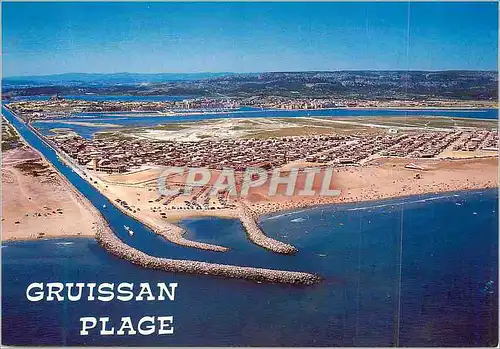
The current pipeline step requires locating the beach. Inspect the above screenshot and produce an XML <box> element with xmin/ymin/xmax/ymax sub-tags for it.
<box><xmin>1</xmin><ymin>145</ymin><xmax>104</xmax><ymax>241</ymax></box>
<box><xmin>90</xmin><ymin>156</ymin><xmax>497</xmax><ymax>215</ymax></box>
<box><xmin>75</xmin><ymin>154</ymin><xmax>498</xmax><ymax>255</ymax></box>
<box><xmin>247</xmin><ymin>156</ymin><xmax>499</xmax><ymax>215</ymax></box>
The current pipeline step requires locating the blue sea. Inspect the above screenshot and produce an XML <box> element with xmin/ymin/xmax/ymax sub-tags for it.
<box><xmin>2</xmin><ymin>190</ymin><xmax>498</xmax><ymax>346</ymax></box>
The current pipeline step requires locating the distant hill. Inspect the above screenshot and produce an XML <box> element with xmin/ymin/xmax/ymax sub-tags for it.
<box><xmin>3</xmin><ymin>72</ymin><xmax>242</xmax><ymax>86</ymax></box>
<box><xmin>3</xmin><ymin>70</ymin><xmax>498</xmax><ymax>100</ymax></box>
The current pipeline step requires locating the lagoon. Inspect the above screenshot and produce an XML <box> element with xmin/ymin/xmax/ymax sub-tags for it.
<box><xmin>32</xmin><ymin>107</ymin><xmax>498</xmax><ymax>139</ymax></box>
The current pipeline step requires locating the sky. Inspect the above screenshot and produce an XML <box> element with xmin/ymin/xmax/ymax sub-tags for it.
<box><xmin>2</xmin><ymin>2</ymin><xmax>498</xmax><ymax>77</ymax></box>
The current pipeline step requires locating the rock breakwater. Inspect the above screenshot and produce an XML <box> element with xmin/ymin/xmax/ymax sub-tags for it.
<box><xmin>95</xmin><ymin>222</ymin><xmax>321</xmax><ymax>285</ymax></box>
<box><xmin>155</xmin><ymin>223</ymin><xmax>229</xmax><ymax>252</ymax></box>
<box><xmin>237</xmin><ymin>203</ymin><xmax>298</xmax><ymax>254</ymax></box>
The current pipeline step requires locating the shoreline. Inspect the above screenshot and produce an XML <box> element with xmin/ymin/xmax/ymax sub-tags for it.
<box><xmin>275</xmin><ymin>106</ymin><xmax>498</xmax><ymax>111</ymax></box>
<box><xmin>5</xmin><ymin>186</ymin><xmax>497</xmax><ymax>242</ymax></box>
<box><xmin>11</xmin><ymin>105</ymin><xmax>499</xmax><ymax>124</ymax></box>
<box><xmin>249</xmin><ymin>182</ymin><xmax>499</xmax><ymax>217</ymax></box>
<box><xmin>90</xmin><ymin>153</ymin><xmax>497</xmax><ymax>252</ymax></box>
<box><xmin>36</xmin><ymin>113</ymin><xmax>500</xmax><ymax>130</ymax></box>
<box><xmin>90</xmin><ymin>175</ymin><xmax>299</xmax><ymax>255</ymax></box>
<box><xmin>257</xmin><ymin>186</ymin><xmax>499</xmax><ymax>220</ymax></box>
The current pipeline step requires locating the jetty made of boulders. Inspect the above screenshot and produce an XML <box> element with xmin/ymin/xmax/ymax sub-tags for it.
<box><xmin>237</xmin><ymin>203</ymin><xmax>298</xmax><ymax>255</ymax></box>
<box><xmin>155</xmin><ymin>223</ymin><xmax>228</xmax><ymax>252</ymax></box>
<box><xmin>109</xmin><ymin>191</ymin><xmax>297</xmax><ymax>255</ymax></box>
<box><xmin>95</xmin><ymin>221</ymin><xmax>320</xmax><ymax>285</ymax></box>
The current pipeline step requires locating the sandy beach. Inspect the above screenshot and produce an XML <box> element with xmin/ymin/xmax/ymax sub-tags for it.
<box><xmin>246</xmin><ymin>156</ymin><xmax>498</xmax><ymax>215</ymax></box>
<box><xmin>86</xmin><ymin>155</ymin><xmax>498</xmax><ymax>235</ymax></box>
<box><xmin>1</xmin><ymin>145</ymin><xmax>104</xmax><ymax>241</ymax></box>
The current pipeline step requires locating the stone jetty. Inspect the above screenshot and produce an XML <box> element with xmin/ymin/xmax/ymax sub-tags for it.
<box><xmin>95</xmin><ymin>222</ymin><xmax>321</xmax><ymax>285</ymax></box>
<box><xmin>103</xmin><ymin>191</ymin><xmax>230</xmax><ymax>253</ymax></box>
<box><xmin>155</xmin><ymin>223</ymin><xmax>229</xmax><ymax>252</ymax></box>
<box><xmin>237</xmin><ymin>203</ymin><xmax>298</xmax><ymax>255</ymax></box>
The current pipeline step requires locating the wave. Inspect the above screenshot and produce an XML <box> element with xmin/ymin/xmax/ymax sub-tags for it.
<box><xmin>56</xmin><ymin>242</ymin><xmax>74</xmax><ymax>246</ymax></box>
<box><xmin>291</xmin><ymin>218</ymin><xmax>307</xmax><ymax>223</ymax></box>
<box><xmin>264</xmin><ymin>208</ymin><xmax>313</xmax><ymax>221</ymax></box>
<box><xmin>263</xmin><ymin>190</ymin><xmax>492</xmax><ymax>220</ymax></box>
<box><xmin>347</xmin><ymin>194</ymin><xmax>459</xmax><ymax>211</ymax></box>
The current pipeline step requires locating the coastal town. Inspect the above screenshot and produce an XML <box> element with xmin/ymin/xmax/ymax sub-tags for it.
<box><xmin>5</xmin><ymin>95</ymin><xmax>497</xmax><ymax>121</ymax></box>
<box><xmin>22</xmin><ymin>111</ymin><xmax>492</xmax><ymax>232</ymax></box>
<box><xmin>52</xmin><ymin>129</ymin><xmax>498</xmax><ymax>173</ymax></box>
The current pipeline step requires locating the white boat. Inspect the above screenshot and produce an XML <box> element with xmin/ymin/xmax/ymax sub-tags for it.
<box><xmin>129</xmin><ymin>230</ymin><xmax>134</xmax><ymax>236</ymax></box>
<box><xmin>102</xmin><ymin>204</ymin><xmax>107</xmax><ymax>208</ymax></box>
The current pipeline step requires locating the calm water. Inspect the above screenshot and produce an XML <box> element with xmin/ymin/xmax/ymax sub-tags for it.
<box><xmin>32</xmin><ymin>107</ymin><xmax>498</xmax><ymax>139</ymax></box>
<box><xmin>2</xmin><ymin>190</ymin><xmax>498</xmax><ymax>346</ymax></box>
<box><xmin>1</xmin><ymin>105</ymin><xmax>498</xmax><ymax>346</ymax></box>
